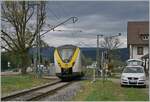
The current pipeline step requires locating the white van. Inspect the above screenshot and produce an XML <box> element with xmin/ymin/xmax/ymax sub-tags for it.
<box><xmin>120</xmin><ymin>59</ymin><xmax>146</xmax><ymax>87</ymax></box>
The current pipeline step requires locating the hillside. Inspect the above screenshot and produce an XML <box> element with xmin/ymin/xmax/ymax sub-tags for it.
<box><xmin>29</xmin><ymin>47</ymin><xmax>129</xmax><ymax>63</ymax></box>
<box><xmin>81</xmin><ymin>47</ymin><xmax>129</xmax><ymax>61</ymax></box>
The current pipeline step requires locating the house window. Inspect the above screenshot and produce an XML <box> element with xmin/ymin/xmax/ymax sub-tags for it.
<box><xmin>140</xmin><ymin>34</ymin><xmax>149</xmax><ymax>40</ymax></box>
<box><xmin>143</xmin><ymin>35</ymin><xmax>149</xmax><ymax>40</ymax></box>
<box><xmin>137</xmin><ymin>47</ymin><xmax>143</xmax><ymax>55</ymax></box>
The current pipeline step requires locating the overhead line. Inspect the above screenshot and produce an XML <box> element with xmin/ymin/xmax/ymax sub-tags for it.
<box><xmin>40</xmin><ymin>17</ymin><xmax>78</xmax><ymax>36</ymax></box>
<box><xmin>48</xmin><ymin>6</ymin><xmax>60</xmax><ymax>20</ymax></box>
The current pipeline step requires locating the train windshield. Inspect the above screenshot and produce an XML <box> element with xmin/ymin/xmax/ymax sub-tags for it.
<box><xmin>59</xmin><ymin>48</ymin><xmax>74</xmax><ymax>61</ymax></box>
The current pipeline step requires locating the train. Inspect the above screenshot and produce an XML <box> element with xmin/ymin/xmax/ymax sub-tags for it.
<box><xmin>54</xmin><ymin>45</ymin><xmax>84</xmax><ymax>80</ymax></box>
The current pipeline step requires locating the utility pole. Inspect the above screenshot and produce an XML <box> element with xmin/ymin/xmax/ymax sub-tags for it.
<box><xmin>30</xmin><ymin>2</ymin><xmax>43</xmax><ymax>76</ymax></box>
<box><xmin>97</xmin><ymin>34</ymin><xmax>103</xmax><ymax>73</ymax></box>
<box><xmin>28</xmin><ymin>2</ymin><xmax>39</xmax><ymax>73</ymax></box>
<box><xmin>92</xmin><ymin>34</ymin><xmax>103</xmax><ymax>83</ymax></box>
<box><xmin>96</xmin><ymin>35</ymin><xmax>100</xmax><ymax>81</ymax></box>
<box><xmin>35</xmin><ymin>2</ymin><xmax>42</xmax><ymax>77</ymax></box>
<box><xmin>37</xmin><ymin>3</ymin><xmax>40</xmax><ymax>68</ymax></box>
<box><xmin>28</xmin><ymin>2</ymin><xmax>41</xmax><ymax>74</ymax></box>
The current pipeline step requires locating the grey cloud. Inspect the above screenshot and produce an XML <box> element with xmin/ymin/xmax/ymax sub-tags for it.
<box><xmin>47</xmin><ymin>1</ymin><xmax>148</xmax><ymax>19</ymax></box>
<box><xmin>2</xmin><ymin>1</ymin><xmax>148</xmax><ymax>48</ymax></box>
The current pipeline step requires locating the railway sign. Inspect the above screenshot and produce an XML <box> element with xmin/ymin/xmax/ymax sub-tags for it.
<box><xmin>87</xmin><ymin>62</ymin><xmax>96</xmax><ymax>69</ymax></box>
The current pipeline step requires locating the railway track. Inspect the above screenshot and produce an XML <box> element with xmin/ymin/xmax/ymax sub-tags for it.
<box><xmin>1</xmin><ymin>80</ymin><xmax>71</xmax><ymax>101</ymax></box>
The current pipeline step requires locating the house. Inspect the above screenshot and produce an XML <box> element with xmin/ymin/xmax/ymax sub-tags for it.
<box><xmin>127</xmin><ymin>21</ymin><xmax>149</xmax><ymax>74</ymax></box>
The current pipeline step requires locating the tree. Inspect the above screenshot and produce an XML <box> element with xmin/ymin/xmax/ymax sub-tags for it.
<box><xmin>100</xmin><ymin>36</ymin><xmax>122</xmax><ymax>72</ymax></box>
<box><xmin>1</xmin><ymin>52</ymin><xmax>21</xmax><ymax>71</ymax></box>
<box><xmin>1</xmin><ymin>52</ymin><xmax>10</xmax><ymax>71</ymax></box>
<box><xmin>100</xmin><ymin>36</ymin><xmax>122</xmax><ymax>50</ymax></box>
<box><xmin>1</xmin><ymin>1</ymin><xmax>46</xmax><ymax>74</ymax></box>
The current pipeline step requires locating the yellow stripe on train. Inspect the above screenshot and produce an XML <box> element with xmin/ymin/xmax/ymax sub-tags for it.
<box><xmin>54</xmin><ymin>48</ymin><xmax>80</xmax><ymax>69</ymax></box>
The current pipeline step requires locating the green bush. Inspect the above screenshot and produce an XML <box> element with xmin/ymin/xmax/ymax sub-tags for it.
<box><xmin>1</xmin><ymin>52</ymin><xmax>20</xmax><ymax>71</ymax></box>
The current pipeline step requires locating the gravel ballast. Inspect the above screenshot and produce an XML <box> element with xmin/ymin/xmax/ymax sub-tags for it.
<box><xmin>39</xmin><ymin>81</ymin><xmax>82</xmax><ymax>101</ymax></box>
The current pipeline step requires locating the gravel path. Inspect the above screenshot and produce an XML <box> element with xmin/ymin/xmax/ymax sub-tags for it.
<box><xmin>39</xmin><ymin>81</ymin><xmax>82</xmax><ymax>101</ymax></box>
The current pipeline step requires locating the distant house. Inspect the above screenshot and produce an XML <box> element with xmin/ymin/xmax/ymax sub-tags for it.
<box><xmin>127</xmin><ymin>21</ymin><xmax>149</xmax><ymax>74</ymax></box>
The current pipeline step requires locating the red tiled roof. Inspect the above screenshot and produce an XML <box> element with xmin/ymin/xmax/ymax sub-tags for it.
<box><xmin>127</xmin><ymin>21</ymin><xmax>149</xmax><ymax>45</ymax></box>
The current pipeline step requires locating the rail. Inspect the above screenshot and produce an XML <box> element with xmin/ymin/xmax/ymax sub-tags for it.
<box><xmin>1</xmin><ymin>80</ymin><xmax>72</xmax><ymax>101</ymax></box>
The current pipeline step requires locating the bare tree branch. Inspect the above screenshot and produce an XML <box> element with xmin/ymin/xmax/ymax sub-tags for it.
<box><xmin>1</xmin><ymin>46</ymin><xmax>11</xmax><ymax>52</ymax></box>
<box><xmin>100</xmin><ymin>37</ymin><xmax>121</xmax><ymax>50</ymax></box>
<box><xmin>1</xmin><ymin>30</ymin><xmax>20</xmax><ymax>49</ymax></box>
<box><xmin>1</xmin><ymin>1</ymin><xmax>47</xmax><ymax>74</ymax></box>
<box><xmin>1</xmin><ymin>36</ymin><xmax>17</xmax><ymax>52</ymax></box>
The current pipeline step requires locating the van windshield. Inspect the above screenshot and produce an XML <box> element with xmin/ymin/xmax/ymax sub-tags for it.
<box><xmin>127</xmin><ymin>61</ymin><xmax>142</xmax><ymax>66</ymax></box>
<box><xmin>123</xmin><ymin>67</ymin><xmax>144</xmax><ymax>73</ymax></box>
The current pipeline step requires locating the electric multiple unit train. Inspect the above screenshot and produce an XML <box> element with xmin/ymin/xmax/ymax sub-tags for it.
<box><xmin>54</xmin><ymin>45</ymin><xmax>84</xmax><ymax>80</ymax></box>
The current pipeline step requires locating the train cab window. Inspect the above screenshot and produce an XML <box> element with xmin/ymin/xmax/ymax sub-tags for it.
<box><xmin>59</xmin><ymin>48</ymin><xmax>74</xmax><ymax>61</ymax></box>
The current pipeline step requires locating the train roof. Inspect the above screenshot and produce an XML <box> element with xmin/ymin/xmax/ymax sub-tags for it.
<box><xmin>57</xmin><ymin>44</ymin><xmax>78</xmax><ymax>49</ymax></box>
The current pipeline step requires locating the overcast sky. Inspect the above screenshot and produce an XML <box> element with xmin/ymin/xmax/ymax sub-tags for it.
<box><xmin>42</xmin><ymin>1</ymin><xmax>149</xmax><ymax>48</ymax></box>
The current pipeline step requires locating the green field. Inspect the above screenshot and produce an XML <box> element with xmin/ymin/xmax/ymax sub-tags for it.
<box><xmin>73</xmin><ymin>79</ymin><xmax>149</xmax><ymax>101</ymax></box>
<box><xmin>1</xmin><ymin>74</ymin><xmax>52</xmax><ymax>96</ymax></box>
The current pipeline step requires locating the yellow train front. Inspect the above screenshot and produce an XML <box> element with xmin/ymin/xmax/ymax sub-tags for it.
<box><xmin>54</xmin><ymin>45</ymin><xmax>84</xmax><ymax>80</ymax></box>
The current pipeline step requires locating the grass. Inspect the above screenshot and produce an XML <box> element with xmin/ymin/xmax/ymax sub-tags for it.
<box><xmin>1</xmin><ymin>74</ymin><xmax>52</xmax><ymax>96</ymax></box>
<box><xmin>72</xmin><ymin>79</ymin><xmax>149</xmax><ymax>101</ymax></box>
